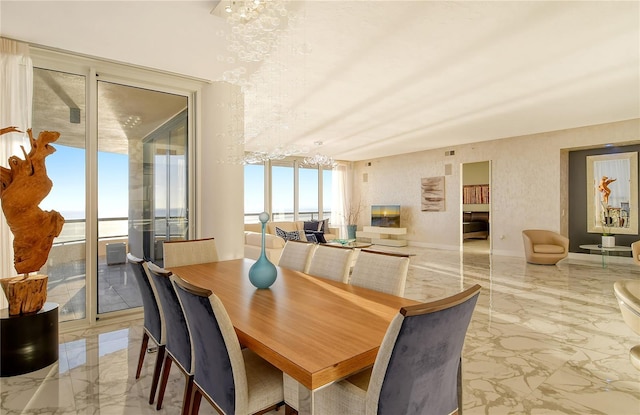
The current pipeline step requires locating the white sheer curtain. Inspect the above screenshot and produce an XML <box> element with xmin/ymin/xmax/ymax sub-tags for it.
<box><xmin>0</xmin><ymin>38</ymin><xmax>33</xmax><ymax>307</ymax></box>
<box><xmin>331</xmin><ymin>162</ymin><xmax>352</xmax><ymax>238</ymax></box>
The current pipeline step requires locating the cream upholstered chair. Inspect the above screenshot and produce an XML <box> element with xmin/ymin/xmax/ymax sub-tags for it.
<box><xmin>307</xmin><ymin>244</ymin><xmax>354</xmax><ymax>283</ymax></box>
<box><xmin>162</xmin><ymin>237</ymin><xmax>218</xmax><ymax>268</ymax></box>
<box><xmin>278</xmin><ymin>240</ymin><xmax>317</xmax><ymax>273</ymax></box>
<box><xmin>312</xmin><ymin>284</ymin><xmax>481</xmax><ymax>415</ymax></box>
<box><xmin>614</xmin><ymin>279</ymin><xmax>640</xmax><ymax>370</ymax></box>
<box><xmin>632</xmin><ymin>240</ymin><xmax>640</xmax><ymax>266</ymax></box>
<box><xmin>171</xmin><ymin>274</ymin><xmax>284</xmax><ymax>414</ymax></box>
<box><xmin>349</xmin><ymin>249</ymin><xmax>410</xmax><ymax>296</ymax></box>
<box><xmin>522</xmin><ymin>229</ymin><xmax>569</xmax><ymax>265</ymax></box>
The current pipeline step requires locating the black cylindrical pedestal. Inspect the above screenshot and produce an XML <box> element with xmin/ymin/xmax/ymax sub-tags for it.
<box><xmin>1</xmin><ymin>302</ymin><xmax>59</xmax><ymax>377</ymax></box>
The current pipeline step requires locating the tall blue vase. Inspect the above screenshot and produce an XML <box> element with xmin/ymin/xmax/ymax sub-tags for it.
<box><xmin>249</xmin><ymin>212</ymin><xmax>278</xmax><ymax>289</ymax></box>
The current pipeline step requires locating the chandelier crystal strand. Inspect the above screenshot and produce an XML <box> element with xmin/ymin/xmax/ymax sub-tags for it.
<box><xmin>217</xmin><ymin>0</ymin><xmax>312</xmax><ymax>164</ymax></box>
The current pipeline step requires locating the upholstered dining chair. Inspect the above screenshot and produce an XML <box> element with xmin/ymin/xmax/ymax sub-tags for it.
<box><xmin>278</xmin><ymin>240</ymin><xmax>317</xmax><ymax>273</ymax></box>
<box><xmin>171</xmin><ymin>274</ymin><xmax>285</xmax><ymax>415</ymax></box>
<box><xmin>144</xmin><ymin>262</ymin><xmax>193</xmax><ymax>415</ymax></box>
<box><xmin>632</xmin><ymin>240</ymin><xmax>640</xmax><ymax>266</ymax></box>
<box><xmin>162</xmin><ymin>237</ymin><xmax>218</xmax><ymax>268</ymax></box>
<box><xmin>127</xmin><ymin>253</ymin><xmax>165</xmax><ymax>405</ymax></box>
<box><xmin>313</xmin><ymin>284</ymin><xmax>481</xmax><ymax>415</ymax></box>
<box><xmin>522</xmin><ymin>229</ymin><xmax>569</xmax><ymax>265</ymax></box>
<box><xmin>307</xmin><ymin>244</ymin><xmax>354</xmax><ymax>283</ymax></box>
<box><xmin>349</xmin><ymin>249</ymin><xmax>411</xmax><ymax>296</ymax></box>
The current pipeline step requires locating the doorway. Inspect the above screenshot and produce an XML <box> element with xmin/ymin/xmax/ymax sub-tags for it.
<box><xmin>461</xmin><ymin>161</ymin><xmax>491</xmax><ymax>254</ymax></box>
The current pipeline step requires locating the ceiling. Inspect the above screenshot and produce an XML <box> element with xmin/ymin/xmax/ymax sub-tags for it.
<box><xmin>14</xmin><ymin>1</ymin><xmax>640</xmax><ymax>162</ymax></box>
<box><xmin>214</xmin><ymin>0</ymin><xmax>640</xmax><ymax>161</ymax></box>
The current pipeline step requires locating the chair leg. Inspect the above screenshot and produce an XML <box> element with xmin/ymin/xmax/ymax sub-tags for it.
<box><xmin>149</xmin><ymin>345</ymin><xmax>165</xmax><ymax>405</ymax></box>
<box><xmin>190</xmin><ymin>388</ymin><xmax>203</xmax><ymax>415</ymax></box>
<box><xmin>156</xmin><ymin>355</ymin><xmax>173</xmax><ymax>410</ymax></box>
<box><xmin>136</xmin><ymin>332</ymin><xmax>150</xmax><ymax>379</ymax></box>
<box><xmin>181</xmin><ymin>374</ymin><xmax>194</xmax><ymax>415</ymax></box>
<box><xmin>284</xmin><ymin>404</ymin><xmax>298</xmax><ymax>415</ymax></box>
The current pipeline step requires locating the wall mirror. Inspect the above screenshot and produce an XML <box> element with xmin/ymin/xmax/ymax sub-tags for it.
<box><xmin>586</xmin><ymin>151</ymin><xmax>638</xmax><ymax>234</ymax></box>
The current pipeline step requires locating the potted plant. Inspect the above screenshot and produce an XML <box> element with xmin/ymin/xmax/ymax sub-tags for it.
<box><xmin>601</xmin><ymin>201</ymin><xmax>615</xmax><ymax>248</ymax></box>
<box><xmin>344</xmin><ymin>199</ymin><xmax>363</xmax><ymax>239</ymax></box>
<box><xmin>0</xmin><ymin>126</ymin><xmax>64</xmax><ymax>315</ymax></box>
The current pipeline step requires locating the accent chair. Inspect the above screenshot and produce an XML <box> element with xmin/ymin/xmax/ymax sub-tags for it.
<box><xmin>522</xmin><ymin>229</ymin><xmax>569</xmax><ymax>265</ymax></box>
<box><xmin>632</xmin><ymin>240</ymin><xmax>640</xmax><ymax>266</ymax></box>
<box><xmin>614</xmin><ymin>279</ymin><xmax>640</xmax><ymax>370</ymax></box>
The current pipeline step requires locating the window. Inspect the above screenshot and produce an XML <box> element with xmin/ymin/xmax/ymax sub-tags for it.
<box><xmin>244</xmin><ymin>159</ymin><xmax>333</xmax><ymax>223</ymax></box>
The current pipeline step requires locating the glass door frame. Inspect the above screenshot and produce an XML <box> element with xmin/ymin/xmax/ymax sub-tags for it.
<box><xmin>31</xmin><ymin>46</ymin><xmax>202</xmax><ymax>330</ymax></box>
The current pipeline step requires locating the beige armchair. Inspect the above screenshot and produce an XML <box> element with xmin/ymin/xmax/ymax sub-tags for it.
<box><xmin>522</xmin><ymin>229</ymin><xmax>569</xmax><ymax>265</ymax></box>
<box><xmin>632</xmin><ymin>240</ymin><xmax>640</xmax><ymax>266</ymax></box>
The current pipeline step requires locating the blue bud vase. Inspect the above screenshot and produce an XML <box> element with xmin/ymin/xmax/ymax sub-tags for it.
<box><xmin>249</xmin><ymin>212</ymin><xmax>278</xmax><ymax>289</ymax></box>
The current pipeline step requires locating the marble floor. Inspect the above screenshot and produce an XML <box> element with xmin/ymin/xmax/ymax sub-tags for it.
<box><xmin>2</xmin><ymin>245</ymin><xmax>639</xmax><ymax>414</ymax></box>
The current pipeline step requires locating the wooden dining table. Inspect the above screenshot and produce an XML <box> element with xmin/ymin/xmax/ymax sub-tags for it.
<box><xmin>168</xmin><ymin>258</ymin><xmax>419</xmax><ymax>415</ymax></box>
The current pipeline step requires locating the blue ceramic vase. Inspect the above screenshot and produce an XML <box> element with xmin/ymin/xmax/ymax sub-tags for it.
<box><xmin>249</xmin><ymin>212</ymin><xmax>277</xmax><ymax>289</ymax></box>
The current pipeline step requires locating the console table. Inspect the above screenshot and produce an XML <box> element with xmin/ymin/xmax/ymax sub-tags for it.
<box><xmin>579</xmin><ymin>244</ymin><xmax>633</xmax><ymax>268</ymax></box>
<box><xmin>1</xmin><ymin>302</ymin><xmax>59</xmax><ymax>377</ymax></box>
<box><xmin>356</xmin><ymin>226</ymin><xmax>407</xmax><ymax>247</ymax></box>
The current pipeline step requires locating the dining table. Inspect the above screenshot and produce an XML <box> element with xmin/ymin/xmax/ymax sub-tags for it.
<box><xmin>168</xmin><ymin>258</ymin><xmax>419</xmax><ymax>415</ymax></box>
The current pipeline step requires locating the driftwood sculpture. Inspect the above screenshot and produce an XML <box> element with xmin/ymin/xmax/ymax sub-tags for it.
<box><xmin>0</xmin><ymin>127</ymin><xmax>64</xmax><ymax>314</ymax></box>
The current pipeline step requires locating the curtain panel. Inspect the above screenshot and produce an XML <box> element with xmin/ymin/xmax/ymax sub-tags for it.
<box><xmin>0</xmin><ymin>38</ymin><xmax>33</xmax><ymax>307</ymax></box>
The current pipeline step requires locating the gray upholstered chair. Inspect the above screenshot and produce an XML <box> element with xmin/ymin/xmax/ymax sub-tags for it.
<box><xmin>128</xmin><ymin>253</ymin><xmax>166</xmax><ymax>405</ymax></box>
<box><xmin>171</xmin><ymin>274</ymin><xmax>284</xmax><ymax>414</ymax></box>
<box><xmin>162</xmin><ymin>237</ymin><xmax>218</xmax><ymax>268</ymax></box>
<box><xmin>522</xmin><ymin>229</ymin><xmax>569</xmax><ymax>265</ymax></box>
<box><xmin>349</xmin><ymin>249</ymin><xmax>411</xmax><ymax>296</ymax></box>
<box><xmin>313</xmin><ymin>284</ymin><xmax>481</xmax><ymax>415</ymax></box>
<box><xmin>613</xmin><ymin>279</ymin><xmax>640</xmax><ymax>370</ymax></box>
<box><xmin>632</xmin><ymin>240</ymin><xmax>640</xmax><ymax>266</ymax></box>
<box><xmin>307</xmin><ymin>244</ymin><xmax>354</xmax><ymax>283</ymax></box>
<box><xmin>278</xmin><ymin>240</ymin><xmax>317</xmax><ymax>273</ymax></box>
<box><xmin>144</xmin><ymin>262</ymin><xmax>193</xmax><ymax>415</ymax></box>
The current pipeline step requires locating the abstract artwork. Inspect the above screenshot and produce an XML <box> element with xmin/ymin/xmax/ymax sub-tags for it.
<box><xmin>421</xmin><ymin>176</ymin><xmax>445</xmax><ymax>212</ymax></box>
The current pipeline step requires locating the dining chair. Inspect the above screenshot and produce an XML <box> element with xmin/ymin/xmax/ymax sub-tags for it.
<box><xmin>306</xmin><ymin>244</ymin><xmax>354</xmax><ymax>283</ymax></box>
<box><xmin>127</xmin><ymin>253</ymin><xmax>166</xmax><ymax>405</ymax></box>
<box><xmin>278</xmin><ymin>240</ymin><xmax>317</xmax><ymax>273</ymax></box>
<box><xmin>144</xmin><ymin>262</ymin><xmax>194</xmax><ymax>415</ymax></box>
<box><xmin>314</xmin><ymin>284</ymin><xmax>482</xmax><ymax>415</ymax></box>
<box><xmin>349</xmin><ymin>249</ymin><xmax>411</xmax><ymax>296</ymax></box>
<box><xmin>171</xmin><ymin>274</ymin><xmax>285</xmax><ymax>415</ymax></box>
<box><xmin>162</xmin><ymin>237</ymin><xmax>219</xmax><ymax>268</ymax></box>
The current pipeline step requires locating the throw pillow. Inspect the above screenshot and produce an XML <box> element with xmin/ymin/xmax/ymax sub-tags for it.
<box><xmin>275</xmin><ymin>226</ymin><xmax>301</xmax><ymax>241</ymax></box>
<box><xmin>305</xmin><ymin>233</ymin><xmax>318</xmax><ymax>243</ymax></box>
<box><xmin>319</xmin><ymin>218</ymin><xmax>330</xmax><ymax>233</ymax></box>
<box><xmin>303</xmin><ymin>220</ymin><xmax>321</xmax><ymax>232</ymax></box>
<box><xmin>306</xmin><ymin>230</ymin><xmax>327</xmax><ymax>244</ymax></box>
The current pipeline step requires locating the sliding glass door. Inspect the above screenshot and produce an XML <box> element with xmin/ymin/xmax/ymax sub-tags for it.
<box><xmin>31</xmin><ymin>48</ymin><xmax>197</xmax><ymax>324</ymax></box>
<box><xmin>97</xmin><ymin>80</ymin><xmax>188</xmax><ymax>314</ymax></box>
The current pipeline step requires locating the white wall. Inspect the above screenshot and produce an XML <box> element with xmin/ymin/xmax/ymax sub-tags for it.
<box><xmin>353</xmin><ymin>119</ymin><xmax>640</xmax><ymax>257</ymax></box>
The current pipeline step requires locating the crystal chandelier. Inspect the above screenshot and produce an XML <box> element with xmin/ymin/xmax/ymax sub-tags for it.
<box><xmin>302</xmin><ymin>141</ymin><xmax>337</xmax><ymax>168</ymax></box>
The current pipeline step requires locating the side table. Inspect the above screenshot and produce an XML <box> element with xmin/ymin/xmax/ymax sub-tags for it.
<box><xmin>1</xmin><ymin>302</ymin><xmax>59</xmax><ymax>377</ymax></box>
<box><xmin>579</xmin><ymin>244</ymin><xmax>633</xmax><ymax>268</ymax></box>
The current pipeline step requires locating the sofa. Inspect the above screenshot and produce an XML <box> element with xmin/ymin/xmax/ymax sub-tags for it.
<box><xmin>463</xmin><ymin>211</ymin><xmax>489</xmax><ymax>240</ymax></box>
<box><xmin>244</xmin><ymin>220</ymin><xmax>339</xmax><ymax>265</ymax></box>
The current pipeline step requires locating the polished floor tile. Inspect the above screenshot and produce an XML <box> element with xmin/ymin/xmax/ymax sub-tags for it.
<box><xmin>2</xmin><ymin>245</ymin><xmax>639</xmax><ymax>414</ymax></box>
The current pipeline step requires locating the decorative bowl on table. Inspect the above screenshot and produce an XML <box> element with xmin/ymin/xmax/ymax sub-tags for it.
<box><xmin>331</xmin><ymin>238</ymin><xmax>356</xmax><ymax>247</ymax></box>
